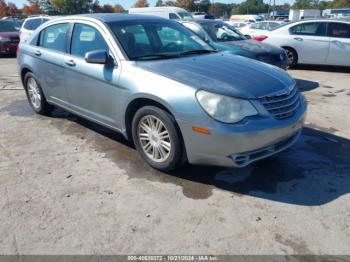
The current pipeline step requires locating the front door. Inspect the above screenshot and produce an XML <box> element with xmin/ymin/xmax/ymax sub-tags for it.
<box><xmin>63</xmin><ymin>22</ymin><xmax>122</xmax><ymax>128</ymax></box>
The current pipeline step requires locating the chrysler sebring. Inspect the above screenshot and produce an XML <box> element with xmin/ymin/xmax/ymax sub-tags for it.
<box><xmin>17</xmin><ymin>14</ymin><xmax>307</xmax><ymax>171</ymax></box>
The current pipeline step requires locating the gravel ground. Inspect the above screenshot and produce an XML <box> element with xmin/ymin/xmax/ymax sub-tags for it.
<box><xmin>0</xmin><ymin>57</ymin><xmax>349</xmax><ymax>255</ymax></box>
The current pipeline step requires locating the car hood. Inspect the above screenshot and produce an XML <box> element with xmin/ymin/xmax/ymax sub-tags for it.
<box><xmin>219</xmin><ymin>40</ymin><xmax>283</xmax><ymax>55</ymax></box>
<box><xmin>135</xmin><ymin>52</ymin><xmax>294</xmax><ymax>99</ymax></box>
<box><xmin>0</xmin><ymin>32</ymin><xmax>19</xmax><ymax>38</ymax></box>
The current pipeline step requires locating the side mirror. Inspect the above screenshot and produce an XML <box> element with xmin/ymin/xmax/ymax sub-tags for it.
<box><xmin>85</xmin><ymin>50</ymin><xmax>108</xmax><ymax>64</ymax></box>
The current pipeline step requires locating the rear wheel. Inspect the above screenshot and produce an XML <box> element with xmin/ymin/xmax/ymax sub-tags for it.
<box><xmin>283</xmin><ymin>47</ymin><xmax>298</xmax><ymax>68</ymax></box>
<box><xmin>132</xmin><ymin>106</ymin><xmax>184</xmax><ymax>171</ymax></box>
<box><xmin>24</xmin><ymin>72</ymin><xmax>53</xmax><ymax>115</ymax></box>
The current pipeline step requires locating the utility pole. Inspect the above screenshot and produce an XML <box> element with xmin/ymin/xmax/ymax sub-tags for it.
<box><xmin>273</xmin><ymin>0</ymin><xmax>276</xmax><ymax>20</ymax></box>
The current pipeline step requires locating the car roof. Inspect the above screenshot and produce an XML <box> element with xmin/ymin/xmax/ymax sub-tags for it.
<box><xmin>72</xmin><ymin>13</ymin><xmax>169</xmax><ymax>23</ymax></box>
<box><xmin>180</xmin><ymin>19</ymin><xmax>222</xmax><ymax>24</ymax></box>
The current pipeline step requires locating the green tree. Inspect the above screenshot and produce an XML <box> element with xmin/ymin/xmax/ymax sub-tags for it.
<box><xmin>197</xmin><ymin>0</ymin><xmax>211</xmax><ymax>12</ymax></box>
<box><xmin>175</xmin><ymin>0</ymin><xmax>196</xmax><ymax>11</ymax></box>
<box><xmin>114</xmin><ymin>4</ymin><xmax>125</xmax><ymax>12</ymax></box>
<box><xmin>155</xmin><ymin>0</ymin><xmax>163</xmax><ymax>6</ymax></box>
<box><xmin>292</xmin><ymin>0</ymin><xmax>315</xmax><ymax>9</ymax></box>
<box><xmin>101</xmin><ymin>4</ymin><xmax>113</xmax><ymax>12</ymax></box>
<box><xmin>133</xmin><ymin>0</ymin><xmax>149</xmax><ymax>8</ymax></box>
<box><xmin>236</xmin><ymin>0</ymin><xmax>268</xmax><ymax>14</ymax></box>
<box><xmin>50</xmin><ymin>0</ymin><xmax>93</xmax><ymax>14</ymax></box>
<box><xmin>164</xmin><ymin>0</ymin><xmax>176</xmax><ymax>6</ymax></box>
<box><xmin>331</xmin><ymin>0</ymin><xmax>350</xmax><ymax>8</ymax></box>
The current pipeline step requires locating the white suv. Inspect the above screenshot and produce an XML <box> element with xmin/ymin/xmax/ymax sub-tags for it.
<box><xmin>20</xmin><ymin>16</ymin><xmax>51</xmax><ymax>42</ymax></box>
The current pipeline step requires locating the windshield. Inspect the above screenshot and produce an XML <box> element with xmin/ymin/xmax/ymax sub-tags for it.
<box><xmin>0</xmin><ymin>21</ymin><xmax>19</xmax><ymax>32</ymax></box>
<box><xmin>178</xmin><ymin>12</ymin><xmax>193</xmax><ymax>19</ymax></box>
<box><xmin>201</xmin><ymin>22</ymin><xmax>247</xmax><ymax>42</ymax></box>
<box><xmin>108</xmin><ymin>20</ymin><xmax>215</xmax><ymax>60</ymax></box>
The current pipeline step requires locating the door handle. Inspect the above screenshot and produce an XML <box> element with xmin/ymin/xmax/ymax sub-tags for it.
<box><xmin>64</xmin><ymin>59</ymin><xmax>76</xmax><ymax>67</ymax></box>
<box><xmin>34</xmin><ymin>50</ymin><xmax>41</xmax><ymax>56</ymax></box>
<box><xmin>294</xmin><ymin>37</ymin><xmax>303</xmax><ymax>41</ymax></box>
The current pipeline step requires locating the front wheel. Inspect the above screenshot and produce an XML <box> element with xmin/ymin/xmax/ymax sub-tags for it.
<box><xmin>132</xmin><ymin>106</ymin><xmax>184</xmax><ymax>171</ymax></box>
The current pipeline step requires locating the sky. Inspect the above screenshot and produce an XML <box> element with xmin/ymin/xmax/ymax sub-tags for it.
<box><xmin>11</xmin><ymin>0</ymin><xmax>295</xmax><ymax>9</ymax></box>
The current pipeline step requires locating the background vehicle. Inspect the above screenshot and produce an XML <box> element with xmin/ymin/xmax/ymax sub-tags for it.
<box><xmin>289</xmin><ymin>9</ymin><xmax>321</xmax><ymax>21</ymax></box>
<box><xmin>262</xmin><ymin>19</ymin><xmax>350</xmax><ymax>67</ymax></box>
<box><xmin>239</xmin><ymin>21</ymin><xmax>283</xmax><ymax>39</ymax></box>
<box><xmin>17</xmin><ymin>14</ymin><xmax>305</xmax><ymax>171</ymax></box>
<box><xmin>180</xmin><ymin>19</ymin><xmax>289</xmax><ymax>69</ymax></box>
<box><xmin>192</xmin><ymin>12</ymin><xmax>214</xmax><ymax>19</ymax></box>
<box><xmin>20</xmin><ymin>16</ymin><xmax>52</xmax><ymax>42</ymax></box>
<box><xmin>230</xmin><ymin>15</ymin><xmax>263</xmax><ymax>23</ymax></box>
<box><xmin>226</xmin><ymin>21</ymin><xmax>249</xmax><ymax>28</ymax></box>
<box><xmin>129</xmin><ymin>6</ymin><xmax>193</xmax><ymax>20</ymax></box>
<box><xmin>323</xmin><ymin>8</ymin><xmax>350</xmax><ymax>19</ymax></box>
<box><xmin>0</xmin><ymin>20</ymin><xmax>20</xmax><ymax>56</ymax></box>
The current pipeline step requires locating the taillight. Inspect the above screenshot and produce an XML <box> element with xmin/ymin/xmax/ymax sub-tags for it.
<box><xmin>253</xmin><ymin>35</ymin><xmax>268</xmax><ymax>42</ymax></box>
<box><xmin>16</xmin><ymin>45</ymin><xmax>20</xmax><ymax>56</ymax></box>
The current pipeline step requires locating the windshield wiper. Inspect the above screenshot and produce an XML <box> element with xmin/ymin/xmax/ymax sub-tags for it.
<box><xmin>179</xmin><ymin>49</ymin><xmax>218</xmax><ymax>57</ymax></box>
<box><xmin>133</xmin><ymin>54</ymin><xmax>178</xmax><ymax>61</ymax></box>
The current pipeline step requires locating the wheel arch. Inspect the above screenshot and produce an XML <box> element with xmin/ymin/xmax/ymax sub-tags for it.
<box><xmin>20</xmin><ymin>67</ymin><xmax>32</xmax><ymax>87</ymax></box>
<box><xmin>282</xmin><ymin>46</ymin><xmax>298</xmax><ymax>63</ymax></box>
<box><xmin>124</xmin><ymin>97</ymin><xmax>176</xmax><ymax>141</ymax></box>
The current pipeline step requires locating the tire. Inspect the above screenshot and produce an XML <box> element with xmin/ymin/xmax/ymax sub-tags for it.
<box><xmin>24</xmin><ymin>72</ymin><xmax>53</xmax><ymax>115</ymax></box>
<box><xmin>132</xmin><ymin>106</ymin><xmax>184</xmax><ymax>172</ymax></box>
<box><xmin>283</xmin><ymin>47</ymin><xmax>298</xmax><ymax>68</ymax></box>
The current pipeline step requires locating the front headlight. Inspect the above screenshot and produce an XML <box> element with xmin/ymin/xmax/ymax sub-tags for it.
<box><xmin>0</xmin><ymin>36</ymin><xmax>11</xmax><ymax>43</ymax></box>
<box><xmin>196</xmin><ymin>90</ymin><xmax>258</xmax><ymax>123</ymax></box>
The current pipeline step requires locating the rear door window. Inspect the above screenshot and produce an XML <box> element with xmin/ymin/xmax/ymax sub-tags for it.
<box><xmin>39</xmin><ymin>23</ymin><xmax>69</xmax><ymax>53</ymax></box>
<box><xmin>327</xmin><ymin>22</ymin><xmax>350</xmax><ymax>38</ymax></box>
<box><xmin>290</xmin><ymin>22</ymin><xmax>326</xmax><ymax>36</ymax></box>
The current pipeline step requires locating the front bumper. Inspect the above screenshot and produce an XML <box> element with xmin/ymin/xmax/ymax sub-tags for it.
<box><xmin>0</xmin><ymin>42</ymin><xmax>18</xmax><ymax>55</ymax></box>
<box><xmin>178</xmin><ymin>96</ymin><xmax>306</xmax><ymax>168</ymax></box>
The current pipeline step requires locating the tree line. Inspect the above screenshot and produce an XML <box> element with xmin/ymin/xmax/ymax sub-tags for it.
<box><xmin>0</xmin><ymin>0</ymin><xmax>349</xmax><ymax>18</ymax></box>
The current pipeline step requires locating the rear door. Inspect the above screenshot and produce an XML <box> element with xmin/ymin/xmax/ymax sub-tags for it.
<box><xmin>63</xmin><ymin>22</ymin><xmax>122</xmax><ymax>128</ymax></box>
<box><xmin>33</xmin><ymin>22</ymin><xmax>70</xmax><ymax>104</ymax></box>
<box><xmin>289</xmin><ymin>22</ymin><xmax>329</xmax><ymax>64</ymax></box>
<box><xmin>326</xmin><ymin>22</ymin><xmax>350</xmax><ymax>66</ymax></box>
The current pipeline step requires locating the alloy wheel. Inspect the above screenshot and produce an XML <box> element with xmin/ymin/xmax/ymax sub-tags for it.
<box><xmin>137</xmin><ymin>115</ymin><xmax>172</xmax><ymax>163</ymax></box>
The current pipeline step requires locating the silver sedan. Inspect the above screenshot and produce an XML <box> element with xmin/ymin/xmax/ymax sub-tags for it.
<box><xmin>17</xmin><ymin>14</ymin><xmax>307</xmax><ymax>171</ymax></box>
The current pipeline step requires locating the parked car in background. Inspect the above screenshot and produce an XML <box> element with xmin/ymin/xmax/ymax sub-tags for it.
<box><xmin>239</xmin><ymin>21</ymin><xmax>283</xmax><ymax>39</ymax></box>
<box><xmin>0</xmin><ymin>20</ymin><xmax>20</xmax><ymax>56</ymax></box>
<box><xmin>261</xmin><ymin>19</ymin><xmax>350</xmax><ymax>67</ymax></box>
<box><xmin>180</xmin><ymin>19</ymin><xmax>289</xmax><ymax>69</ymax></box>
<box><xmin>230</xmin><ymin>14</ymin><xmax>263</xmax><ymax>23</ymax></box>
<box><xmin>20</xmin><ymin>16</ymin><xmax>53</xmax><ymax>42</ymax></box>
<box><xmin>17</xmin><ymin>14</ymin><xmax>306</xmax><ymax>171</ymax></box>
<box><xmin>192</xmin><ymin>12</ymin><xmax>215</xmax><ymax>19</ymax></box>
<box><xmin>289</xmin><ymin>9</ymin><xmax>321</xmax><ymax>21</ymax></box>
<box><xmin>226</xmin><ymin>21</ymin><xmax>249</xmax><ymax>29</ymax></box>
<box><xmin>129</xmin><ymin>6</ymin><xmax>193</xmax><ymax>20</ymax></box>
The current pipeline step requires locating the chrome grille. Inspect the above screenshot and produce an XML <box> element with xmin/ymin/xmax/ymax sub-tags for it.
<box><xmin>260</xmin><ymin>86</ymin><xmax>301</xmax><ymax>120</ymax></box>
